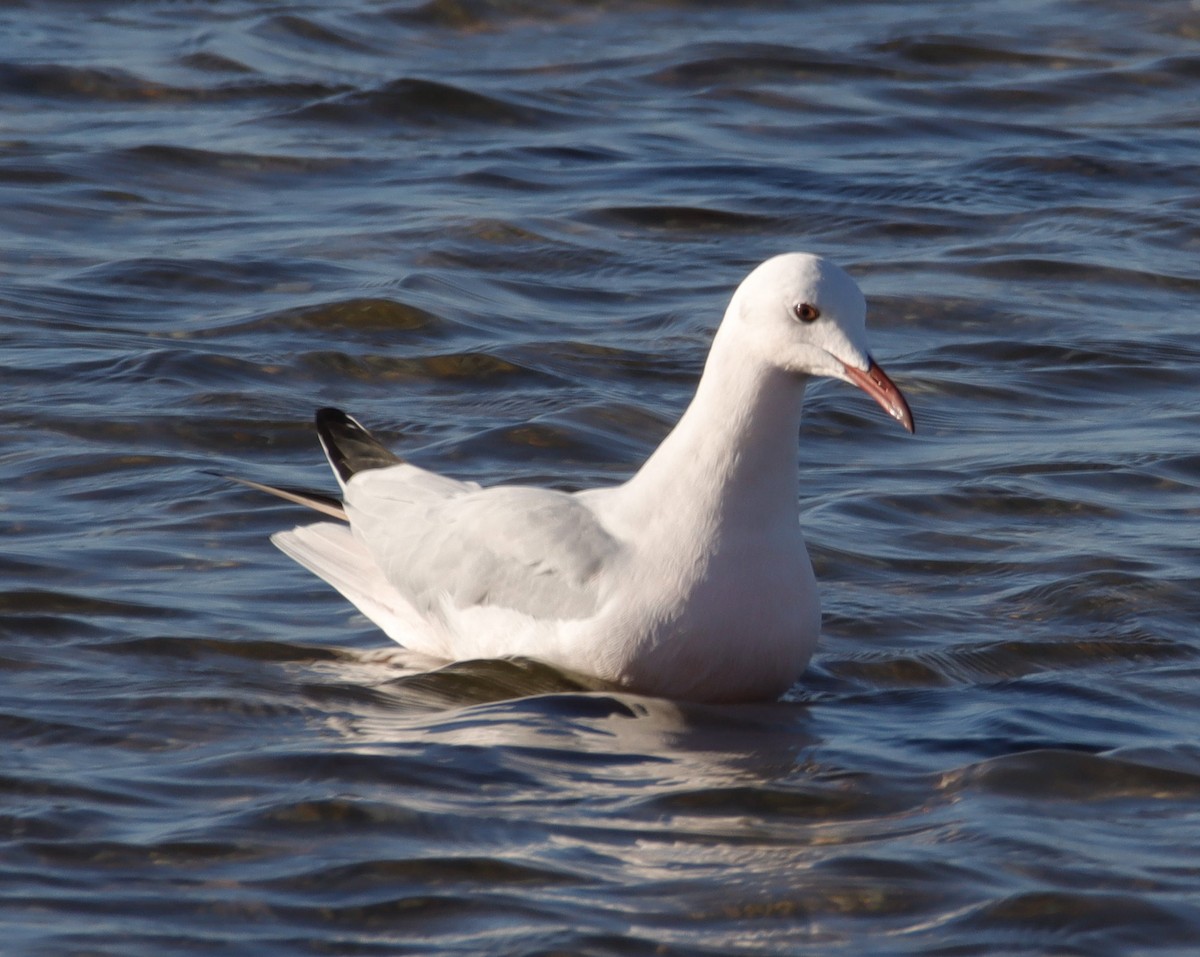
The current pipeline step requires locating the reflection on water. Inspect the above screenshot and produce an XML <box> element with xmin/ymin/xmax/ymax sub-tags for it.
<box><xmin>3</xmin><ymin>0</ymin><xmax>1200</xmax><ymax>953</ymax></box>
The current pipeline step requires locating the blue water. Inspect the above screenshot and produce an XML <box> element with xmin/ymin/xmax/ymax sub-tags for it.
<box><xmin>3</xmin><ymin>1</ymin><xmax>1200</xmax><ymax>954</ymax></box>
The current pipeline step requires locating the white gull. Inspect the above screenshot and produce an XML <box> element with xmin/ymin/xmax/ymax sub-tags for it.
<box><xmin>239</xmin><ymin>253</ymin><xmax>914</xmax><ymax>703</ymax></box>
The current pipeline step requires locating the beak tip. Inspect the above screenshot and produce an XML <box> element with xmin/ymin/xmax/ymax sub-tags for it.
<box><xmin>843</xmin><ymin>358</ymin><xmax>915</xmax><ymax>436</ymax></box>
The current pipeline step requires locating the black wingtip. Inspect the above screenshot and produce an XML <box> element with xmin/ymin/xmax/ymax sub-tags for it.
<box><xmin>315</xmin><ymin>408</ymin><xmax>403</xmax><ymax>483</ymax></box>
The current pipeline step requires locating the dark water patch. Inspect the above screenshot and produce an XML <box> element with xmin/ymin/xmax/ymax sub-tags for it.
<box><xmin>966</xmin><ymin>338</ymin><xmax>1200</xmax><ymax>376</ymax></box>
<box><xmin>92</xmin><ymin>690</ymin><xmax>310</xmax><ymax>730</ymax></box>
<box><xmin>582</xmin><ymin>204</ymin><xmax>774</xmax><ymax>234</ymax></box>
<box><xmin>1106</xmin><ymin>742</ymin><xmax>1200</xmax><ymax>779</ymax></box>
<box><xmin>1024</xmin><ymin>461</ymin><xmax>1200</xmax><ymax>516</ymax></box>
<box><xmin>0</xmin><ymin>161</ymin><xmax>76</xmax><ymax>186</ymax></box>
<box><xmin>296</xmin><ymin>348</ymin><xmax>557</xmax><ymax>388</ymax></box>
<box><xmin>1000</xmin><ymin>570</ymin><xmax>1187</xmax><ymax>624</ymax></box>
<box><xmin>97</xmin><ymin>634</ymin><xmax>348</xmax><ymax>666</ymax></box>
<box><xmin>74</xmin><ymin>256</ymin><xmax>341</xmax><ymax>298</ymax></box>
<box><xmin>284</xmin><ymin>77</ymin><xmax>568</xmax><ymax>129</ymax></box>
<box><xmin>811</xmin><ymin>536</ymin><xmax>1016</xmax><ymax>585</ymax></box>
<box><xmin>19</xmin><ymin>837</ymin><xmax>260</xmax><ymax>872</ymax></box>
<box><xmin>825</xmin><ymin>634</ymin><xmax>1195</xmax><ymax>688</ymax></box>
<box><xmin>785</xmin><ymin>854</ymin><xmax>994</xmax><ymax>933</ymax></box>
<box><xmin>388</xmin><ymin>0</ymin><xmax>590</xmax><ymax>32</ymax></box>
<box><xmin>278</xmin><ymin>893</ymin><xmax>550</xmax><ymax>937</ymax></box>
<box><xmin>0</xmin><ymin>588</ymin><xmax>177</xmax><ymax>622</ymax></box>
<box><xmin>1152</xmin><ymin>451</ymin><xmax>1200</xmax><ymax>487</ymax></box>
<box><xmin>375</xmin><ymin>657</ymin><xmax>619</xmax><ymax>712</ymax></box>
<box><xmin>820</xmin><ymin>652</ymin><xmax>954</xmax><ymax>690</ymax></box>
<box><xmin>0</xmin><ymin>813</ymin><xmax>79</xmax><ymax>846</ymax></box>
<box><xmin>518</xmin><ymin>142</ymin><xmax>630</xmax><ymax>165</ymax></box>
<box><xmin>448</xmin><ymin>418</ymin><xmax>636</xmax><ymax>472</ymax></box>
<box><xmin>1054</xmin><ymin>59</ymin><xmax>1200</xmax><ymax>105</ymax></box>
<box><xmin>969</xmin><ymin>149</ymin><xmax>1200</xmax><ymax>190</ymax></box>
<box><xmin>965</xmin><ymin>256</ymin><xmax>1200</xmax><ymax>293</ymax></box>
<box><xmin>0</xmin><ymin>710</ymin><xmax>154</xmax><ymax>751</ymax></box>
<box><xmin>255</xmin><ymin>855</ymin><xmax>582</xmax><ymax>899</ymax></box>
<box><xmin>474</xmin><ymin>690</ymin><xmax>648</xmax><ymax>727</ymax></box>
<box><xmin>945</xmin><ymin>747</ymin><xmax>1200</xmax><ymax>803</ymax></box>
<box><xmin>882</xmin><ymin>76</ymin><xmax>1082</xmax><ymax>114</ymax></box>
<box><xmin>73</xmin><ymin>458</ymin><xmax>190</xmax><ymax>503</ymax></box>
<box><xmin>113</xmin><ymin>143</ymin><xmax>358</xmax><ymax>179</ymax></box>
<box><xmin>0</xmin><ymin>281</ymin><xmax>152</xmax><ymax>329</ymax></box>
<box><xmin>177</xmin><ymin>51</ymin><xmax>257</xmax><ymax>76</ymax></box>
<box><xmin>646</xmin><ymin>42</ymin><xmax>894</xmax><ymax>89</ymax></box>
<box><xmin>300</xmin><ymin>676</ymin><xmax>438</xmax><ymax>715</ymax></box>
<box><xmin>434</xmin><ymin>218</ymin><xmax>568</xmax><ymax>251</ymax></box>
<box><xmin>833</xmin><ymin>171</ymin><xmax>1043</xmax><ymax>211</ymax></box>
<box><xmin>637</xmin><ymin>775</ymin><xmax>923</xmax><ymax>826</ymax></box>
<box><xmin>0</xmin><ymin>769</ymin><xmax>148</xmax><ymax>809</ymax></box>
<box><xmin>217</xmin><ymin>297</ymin><xmax>457</xmax><ymax>342</ymax></box>
<box><xmin>512</xmin><ymin>401</ymin><xmax>668</xmax><ymax>471</ymax></box>
<box><xmin>93</xmin><ymin>348</ymin><xmax>280</xmax><ymax>391</ymax></box>
<box><xmin>954</xmin><ymin>890</ymin><xmax>1200</xmax><ymax>956</ymax></box>
<box><xmin>873</xmin><ymin>34</ymin><xmax>1105</xmax><ymax>71</ymax></box>
<box><xmin>866</xmin><ymin>292</ymin><xmax>1013</xmax><ymax>336</ymax></box>
<box><xmin>1147</xmin><ymin>52</ymin><xmax>1200</xmax><ymax>82</ymax></box>
<box><xmin>834</xmin><ymin>481</ymin><xmax>1126</xmax><ymax>527</ymax></box>
<box><xmin>234</xmin><ymin>793</ymin><xmax>503</xmax><ymax>839</ymax></box>
<box><xmin>255</xmin><ymin>13</ymin><xmax>380</xmax><ymax>54</ymax></box>
<box><xmin>11</xmin><ymin>408</ymin><xmax>321</xmax><ymax>460</ymax></box>
<box><xmin>0</xmin><ymin>610</ymin><xmax>115</xmax><ymax>643</ymax></box>
<box><xmin>0</xmin><ymin>64</ymin><xmax>180</xmax><ymax>103</ymax></box>
<box><xmin>419</xmin><ymin>219</ymin><xmax>620</xmax><ymax>281</ymax></box>
<box><xmin>0</xmin><ymin>62</ymin><xmax>343</xmax><ymax>106</ymax></box>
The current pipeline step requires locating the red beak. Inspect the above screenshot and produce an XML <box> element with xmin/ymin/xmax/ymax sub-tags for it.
<box><xmin>842</xmin><ymin>358</ymin><xmax>915</xmax><ymax>434</ymax></box>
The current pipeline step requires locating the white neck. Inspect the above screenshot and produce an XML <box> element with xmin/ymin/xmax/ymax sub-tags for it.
<box><xmin>612</xmin><ymin>321</ymin><xmax>808</xmax><ymax>534</ymax></box>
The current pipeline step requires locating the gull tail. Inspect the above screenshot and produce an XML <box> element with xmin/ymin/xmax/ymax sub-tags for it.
<box><xmin>211</xmin><ymin>473</ymin><xmax>347</xmax><ymax>521</ymax></box>
<box><xmin>272</xmin><ymin>522</ymin><xmax>438</xmax><ymax>651</ymax></box>
<box><xmin>214</xmin><ymin>408</ymin><xmax>399</xmax><ymax>513</ymax></box>
<box><xmin>316</xmin><ymin>408</ymin><xmax>403</xmax><ymax>487</ymax></box>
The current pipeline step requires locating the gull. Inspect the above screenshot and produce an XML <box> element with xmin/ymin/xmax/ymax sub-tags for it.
<box><xmin>235</xmin><ymin>253</ymin><xmax>914</xmax><ymax>703</ymax></box>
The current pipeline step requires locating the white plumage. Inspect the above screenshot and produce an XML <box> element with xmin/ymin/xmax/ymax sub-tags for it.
<box><xmin>258</xmin><ymin>253</ymin><xmax>914</xmax><ymax>702</ymax></box>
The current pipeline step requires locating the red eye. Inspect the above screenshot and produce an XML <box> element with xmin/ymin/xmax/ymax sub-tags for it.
<box><xmin>793</xmin><ymin>302</ymin><xmax>820</xmax><ymax>323</ymax></box>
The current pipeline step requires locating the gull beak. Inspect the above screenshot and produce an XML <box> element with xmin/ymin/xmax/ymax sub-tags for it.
<box><xmin>842</xmin><ymin>358</ymin><xmax>915</xmax><ymax>434</ymax></box>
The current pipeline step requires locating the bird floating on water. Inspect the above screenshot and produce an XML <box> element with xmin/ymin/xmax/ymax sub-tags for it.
<box><xmin>235</xmin><ymin>253</ymin><xmax>914</xmax><ymax>703</ymax></box>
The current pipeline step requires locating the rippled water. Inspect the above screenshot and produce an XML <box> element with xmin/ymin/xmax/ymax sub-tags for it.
<box><xmin>4</xmin><ymin>1</ymin><xmax>1200</xmax><ymax>953</ymax></box>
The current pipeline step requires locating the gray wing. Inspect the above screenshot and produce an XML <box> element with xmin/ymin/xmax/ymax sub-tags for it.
<box><xmin>345</xmin><ymin>472</ymin><xmax>621</xmax><ymax>621</ymax></box>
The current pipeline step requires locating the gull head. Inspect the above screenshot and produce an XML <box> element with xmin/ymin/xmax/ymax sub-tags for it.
<box><xmin>726</xmin><ymin>252</ymin><xmax>915</xmax><ymax>433</ymax></box>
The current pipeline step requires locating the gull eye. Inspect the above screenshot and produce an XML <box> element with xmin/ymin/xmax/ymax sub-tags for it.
<box><xmin>792</xmin><ymin>302</ymin><xmax>820</xmax><ymax>323</ymax></box>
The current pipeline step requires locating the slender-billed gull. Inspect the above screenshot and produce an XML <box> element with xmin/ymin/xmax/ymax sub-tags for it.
<box><xmin>237</xmin><ymin>253</ymin><xmax>914</xmax><ymax>702</ymax></box>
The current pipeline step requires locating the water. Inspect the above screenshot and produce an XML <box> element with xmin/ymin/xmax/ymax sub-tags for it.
<box><xmin>3</xmin><ymin>0</ymin><xmax>1200</xmax><ymax>953</ymax></box>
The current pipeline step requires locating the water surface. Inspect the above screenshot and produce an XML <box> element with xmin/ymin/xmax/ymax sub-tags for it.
<box><xmin>3</xmin><ymin>1</ymin><xmax>1200</xmax><ymax>954</ymax></box>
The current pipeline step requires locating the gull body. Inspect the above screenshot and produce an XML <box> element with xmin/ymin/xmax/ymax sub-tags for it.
<box><xmin>254</xmin><ymin>254</ymin><xmax>913</xmax><ymax>703</ymax></box>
